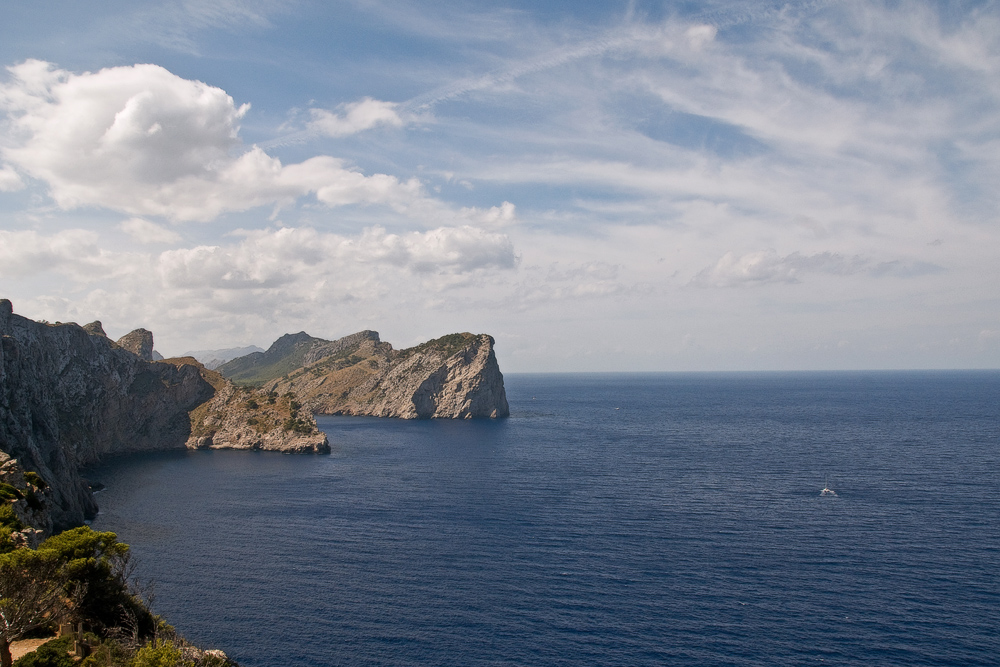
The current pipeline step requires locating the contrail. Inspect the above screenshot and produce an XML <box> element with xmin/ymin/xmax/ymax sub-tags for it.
<box><xmin>256</xmin><ymin>0</ymin><xmax>830</xmax><ymax>151</ymax></box>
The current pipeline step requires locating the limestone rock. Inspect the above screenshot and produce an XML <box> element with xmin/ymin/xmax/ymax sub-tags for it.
<box><xmin>178</xmin><ymin>360</ymin><xmax>329</xmax><ymax>454</ymax></box>
<box><xmin>268</xmin><ymin>332</ymin><xmax>509</xmax><ymax>419</ymax></box>
<box><xmin>82</xmin><ymin>321</ymin><xmax>107</xmax><ymax>337</ymax></box>
<box><xmin>117</xmin><ymin>328</ymin><xmax>155</xmax><ymax>361</ymax></box>
<box><xmin>1</xmin><ymin>305</ymin><xmax>213</xmax><ymax>528</ymax></box>
<box><xmin>0</xmin><ymin>450</ymin><xmax>54</xmax><ymax>537</ymax></box>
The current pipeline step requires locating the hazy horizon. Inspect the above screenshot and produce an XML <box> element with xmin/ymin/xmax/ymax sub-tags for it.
<box><xmin>2</xmin><ymin>1</ymin><xmax>998</xmax><ymax>373</ymax></box>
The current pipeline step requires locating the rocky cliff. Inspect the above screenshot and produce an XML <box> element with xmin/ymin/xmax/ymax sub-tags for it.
<box><xmin>0</xmin><ymin>450</ymin><xmax>53</xmax><ymax>547</ymax></box>
<box><xmin>0</xmin><ymin>300</ymin><xmax>213</xmax><ymax>528</ymax></box>
<box><xmin>0</xmin><ymin>300</ymin><xmax>326</xmax><ymax>531</ymax></box>
<box><xmin>261</xmin><ymin>331</ymin><xmax>510</xmax><ymax>419</ymax></box>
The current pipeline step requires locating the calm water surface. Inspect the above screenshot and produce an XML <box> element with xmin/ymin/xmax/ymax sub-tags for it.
<box><xmin>86</xmin><ymin>372</ymin><xmax>1000</xmax><ymax>666</ymax></box>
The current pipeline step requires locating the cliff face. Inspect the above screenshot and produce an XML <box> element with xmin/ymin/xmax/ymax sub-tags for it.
<box><xmin>264</xmin><ymin>332</ymin><xmax>510</xmax><ymax>419</ymax></box>
<box><xmin>0</xmin><ymin>300</ymin><xmax>213</xmax><ymax>529</ymax></box>
<box><xmin>0</xmin><ymin>450</ymin><xmax>54</xmax><ymax>546</ymax></box>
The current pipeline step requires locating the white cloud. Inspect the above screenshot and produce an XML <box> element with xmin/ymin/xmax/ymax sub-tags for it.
<box><xmin>120</xmin><ymin>217</ymin><xmax>182</xmax><ymax>244</ymax></box>
<box><xmin>0</xmin><ymin>229</ymin><xmax>130</xmax><ymax>279</ymax></box>
<box><xmin>685</xmin><ymin>24</ymin><xmax>716</xmax><ymax>50</ymax></box>
<box><xmin>308</xmin><ymin>97</ymin><xmax>405</xmax><ymax>137</ymax></box>
<box><xmin>692</xmin><ymin>250</ymin><xmax>945</xmax><ymax>287</ymax></box>
<box><xmin>158</xmin><ymin>224</ymin><xmax>516</xmax><ymax>291</ymax></box>
<box><xmin>459</xmin><ymin>201</ymin><xmax>517</xmax><ymax>227</ymax></box>
<box><xmin>0</xmin><ymin>61</ymin><xmax>431</xmax><ymax>221</ymax></box>
<box><xmin>0</xmin><ymin>164</ymin><xmax>23</xmax><ymax>191</ymax></box>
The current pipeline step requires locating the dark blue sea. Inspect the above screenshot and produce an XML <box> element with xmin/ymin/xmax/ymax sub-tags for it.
<box><xmin>86</xmin><ymin>372</ymin><xmax>1000</xmax><ymax>666</ymax></box>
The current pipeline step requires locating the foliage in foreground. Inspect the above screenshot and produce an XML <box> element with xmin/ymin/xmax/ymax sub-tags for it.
<box><xmin>1</xmin><ymin>527</ymin><xmax>235</xmax><ymax>667</ymax></box>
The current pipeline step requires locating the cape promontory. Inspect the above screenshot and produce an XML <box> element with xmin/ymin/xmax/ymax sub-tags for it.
<box><xmin>217</xmin><ymin>330</ymin><xmax>510</xmax><ymax>419</ymax></box>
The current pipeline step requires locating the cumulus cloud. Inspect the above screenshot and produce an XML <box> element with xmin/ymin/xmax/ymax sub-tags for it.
<box><xmin>158</xmin><ymin>224</ymin><xmax>517</xmax><ymax>291</ymax></box>
<box><xmin>691</xmin><ymin>250</ymin><xmax>851</xmax><ymax>287</ymax></box>
<box><xmin>0</xmin><ymin>229</ymin><xmax>124</xmax><ymax>279</ymax></box>
<box><xmin>120</xmin><ymin>217</ymin><xmax>182</xmax><ymax>244</ymax></box>
<box><xmin>308</xmin><ymin>97</ymin><xmax>405</xmax><ymax>137</ymax></box>
<box><xmin>459</xmin><ymin>201</ymin><xmax>517</xmax><ymax>227</ymax></box>
<box><xmin>0</xmin><ymin>164</ymin><xmax>23</xmax><ymax>191</ymax></box>
<box><xmin>0</xmin><ymin>61</ymin><xmax>429</xmax><ymax>221</ymax></box>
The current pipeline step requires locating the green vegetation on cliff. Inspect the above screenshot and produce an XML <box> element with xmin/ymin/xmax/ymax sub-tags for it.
<box><xmin>0</xmin><ymin>527</ymin><xmax>235</xmax><ymax>667</ymax></box>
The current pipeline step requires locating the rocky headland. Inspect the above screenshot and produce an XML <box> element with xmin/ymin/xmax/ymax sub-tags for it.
<box><xmin>218</xmin><ymin>330</ymin><xmax>510</xmax><ymax>419</ymax></box>
<box><xmin>179</xmin><ymin>359</ymin><xmax>328</xmax><ymax>454</ymax></box>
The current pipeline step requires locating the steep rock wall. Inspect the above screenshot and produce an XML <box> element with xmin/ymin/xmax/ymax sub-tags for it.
<box><xmin>0</xmin><ymin>300</ymin><xmax>213</xmax><ymax>529</ymax></box>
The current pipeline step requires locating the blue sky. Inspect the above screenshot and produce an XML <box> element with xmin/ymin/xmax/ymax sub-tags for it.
<box><xmin>1</xmin><ymin>0</ymin><xmax>998</xmax><ymax>371</ymax></box>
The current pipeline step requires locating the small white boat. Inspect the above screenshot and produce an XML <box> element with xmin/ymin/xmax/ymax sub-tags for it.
<box><xmin>820</xmin><ymin>480</ymin><xmax>837</xmax><ymax>496</ymax></box>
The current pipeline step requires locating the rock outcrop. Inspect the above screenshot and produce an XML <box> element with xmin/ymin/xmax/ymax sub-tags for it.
<box><xmin>116</xmin><ymin>328</ymin><xmax>155</xmax><ymax>361</ymax></box>
<box><xmin>176</xmin><ymin>360</ymin><xmax>328</xmax><ymax>454</ymax></box>
<box><xmin>82</xmin><ymin>321</ymin><xmax>107</xmax><ymax>337</ymax></box>
<box><xmin>259</xmin><ymin>331</ymin><xmax>510</xmax><ymax>419</ymax></box>
<box><xmin>0</xmin><ymin>450</ymin><xmax>54</xmax><ymax>545</ymax></box>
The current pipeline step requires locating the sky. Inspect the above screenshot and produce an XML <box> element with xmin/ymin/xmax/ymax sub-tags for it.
<box><xmin>0</xmin><ymin>0</ymin><xmax>998</xmax><ymax>372</ymax></box>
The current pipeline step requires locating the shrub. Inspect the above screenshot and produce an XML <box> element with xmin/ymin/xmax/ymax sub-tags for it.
<box><xmin>24</xmin><ymin>473</ymin><xmax>46</xmax><ymax>489</ymax></box>
<box><xmin>0</xmin><ymin>483</ymin><xmax>24</xmax><ymax>501</ymax></box>
<box><xmin>0</xmin><ymin>504</ymin><xmax>24</xmax><ymax>532</ymax></box>
<box><xmin>79</xmin><ymin>639</ymin><xmax>131</xmax><ymax>667</ymax></box>
<box><xmin>282</xmin><ymin>417</ymin><xmax>313</xmax><ymax>434</ymax></box>
<box><xmin>131</xmin><ymin>639</ymin><xmax>191</xmax><ymax>667</ymax></box>
<box><xmin>12</xmin><ymin>636</ymin><xmax>74</xmax><ymax>667</ymax></box>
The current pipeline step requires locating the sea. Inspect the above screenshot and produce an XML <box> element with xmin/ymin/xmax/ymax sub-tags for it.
<box><xmin>85</xmin><ymin>371</ymin><xmax>1000</xmax><ymax>667</ymax></box>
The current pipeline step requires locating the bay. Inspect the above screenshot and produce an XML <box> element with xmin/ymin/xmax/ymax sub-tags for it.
<box><xmin>86</xmin><ymin>371</ymin><xmax>1000</xmax><ymax>666</ymax></box>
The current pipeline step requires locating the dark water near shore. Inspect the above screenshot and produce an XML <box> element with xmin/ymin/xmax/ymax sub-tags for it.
<box><xmin>87</xmin><ymin>371</ymin><xmax>1000</xmax><ymax>666</ymax></box>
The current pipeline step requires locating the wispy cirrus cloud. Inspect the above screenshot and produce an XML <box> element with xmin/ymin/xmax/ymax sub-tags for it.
<box><xmin>691</xmin><ymin>249</ymin><xmax>944</xmax><ymax>288</ymax></box>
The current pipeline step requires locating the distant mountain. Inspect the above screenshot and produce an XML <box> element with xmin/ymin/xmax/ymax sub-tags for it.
<box><xmin>215</xmin><ymin>333</ymin><xmax>331</xmax><ymax>384</ymax></box>
<box><xmin>183</xmin><ymin>345</ymin><xmax>265</xmax><ymax>370</ymax></box>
